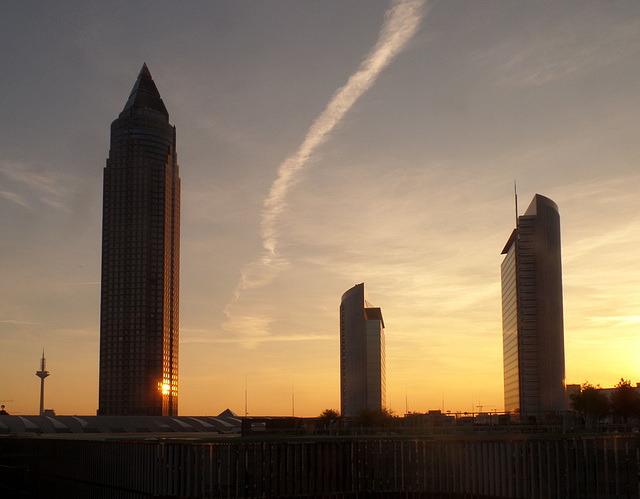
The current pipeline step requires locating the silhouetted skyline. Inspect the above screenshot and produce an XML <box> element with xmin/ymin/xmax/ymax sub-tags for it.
<box><xmin>1</xmin><ymin>1</ymin><xmax>639</xmax><ymax>416</ymax></box>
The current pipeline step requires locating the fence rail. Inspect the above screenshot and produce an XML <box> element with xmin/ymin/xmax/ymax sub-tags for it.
<box><xmin>1</xmin><ymin>434</ymin><xmax>639</xmax><ymax>498</ymax></box>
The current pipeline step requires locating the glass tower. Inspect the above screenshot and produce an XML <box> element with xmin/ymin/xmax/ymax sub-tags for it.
<box><xmin>501</xmin><ymin>194</ymin><xmax>566</xmax><ymax>418</ymax></box>
<box><xmin>98</xmin><ymin>64</ymin><xmax>180</xmax><ymax>416</ymax></box>
<box><xmin>340</xmin><ymin>283</ymin><xmax>386</xmax><ymax>418</ymax></box>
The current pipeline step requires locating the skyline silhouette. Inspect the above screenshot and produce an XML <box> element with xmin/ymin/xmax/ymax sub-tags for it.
<box><xmin>1</xmin><ymin>1</ymin><xmax>639</xmax><ymax>417</ymax></box>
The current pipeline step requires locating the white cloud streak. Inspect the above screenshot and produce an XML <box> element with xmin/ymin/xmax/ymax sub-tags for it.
<box><xmin>0</xmin><ymin>190</ymin><xmax>29</xmax><ymax>208</ymax></box>
<box><xmin>223</xmin><ymin>0</ymin><xmax>427</xmax><ymax>341</ymax></box>
<box><xmin>0</xmin><ymin>160</ymin><xmax>68</xmax><ymax>210</ymax></box>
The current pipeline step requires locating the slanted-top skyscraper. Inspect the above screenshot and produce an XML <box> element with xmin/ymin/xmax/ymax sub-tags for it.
<box><xmin>98</xmin><ymin>64</ymin><xmax>180</xmax><ymax>416</ymax></box>
<box><xmin>340</xmin><ymin>283</ymin><xmax>386</xmax><ymax>418</ymax></box>
<box><xmin>501</xmin><ymin>194</ymin><xmax>566</xmax><ymax>419</ymax></box>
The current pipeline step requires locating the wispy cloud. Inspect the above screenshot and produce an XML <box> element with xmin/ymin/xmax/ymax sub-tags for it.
<box><xmin>587</xmin><ymin>316</ymin><xmax>640</xmax><ymax>327</ymax></box>
<box><xmin>182</xmin><ymin>332</ymin><xmax>334</xmax><ymax>347</ymax></box>
<box><xmin>0</xmin><ymin>160</ymin><xmax>68</xmax><ymax>210</ymax></box>
<box><xmin>480</xmin><ymin>11</ymin><xmax>640</xmax><ymax>87</ymax></box>
<box><xmin>0</xmin><ymin>190</ymin><xmax>29</xmax><ymax>208</ymax></box>
<box><xmin>56</xmin><ymin>281</ymin><xmax>101</xmax><ymax>286</ymax></box>
<box><xmin>223</xmin><ymin>0</ymin><xmax>428</xmax><ymax>343</ymax></box>
<box><xmin>0</xmin><ymin>319</ymin><xmax>42</xmax><ymax>325</ymax></box>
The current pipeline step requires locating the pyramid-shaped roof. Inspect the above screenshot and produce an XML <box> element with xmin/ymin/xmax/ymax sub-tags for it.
<box><xmin>122</xmin><ymin>63</ymin><xmax>169</xmax><ymax>119</ymax></box>
<box><xmin>218</xmin><ymin>408</ymin><xmax>239</xmax><ymax>418</ymax></box>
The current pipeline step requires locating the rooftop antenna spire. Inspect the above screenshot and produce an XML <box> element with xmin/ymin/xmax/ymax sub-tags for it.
<box><xmin>514</xmin><ymin>180</ymin><xmax>519</xmax><ymax>228</ymax></box>
<box><xmin>35</xmin><ymin>349</ymin><xmax>50</xmax><ymax>416</ymax></box>
<box><xmin>405</xmin><ymin>380</ymin><xmax>408</xmax><ymax>415</ymax></box>
<box><xmin>244</xmin><ymin>375</ymin><xmax>248</xmax><ymax>417</ymax></box>
<box><xmin>291</xmin><ymin>379</ymin><xmax>295</xmax><ymax>418</ymax></box>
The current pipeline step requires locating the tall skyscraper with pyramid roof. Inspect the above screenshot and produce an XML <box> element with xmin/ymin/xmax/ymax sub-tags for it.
<box><xmin>98</xmin><ymin>64</ymin><xmax>180</xmax><ymax>416</ymax></box>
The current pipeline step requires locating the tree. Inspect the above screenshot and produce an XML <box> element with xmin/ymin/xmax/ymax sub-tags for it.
<box><xmin>570</xmin><ymin>382</ymin><xmax>609</xmax><ymax>430</ymax></box>
<box><xmin>356</xmin><ymin>407</ymin><xmax>396</xmax><ymax>428</ymax></box>
<box><xmin>318</xmin><ymin>409</ymin><xmax>340</xmax><ymax>434</ymax></box>
<box><xmin>610</xmin><ymin>378</ymin><xmax>640</xmax><ymax>424</ymax></box>
<box><xmin>318</xmin><ymin>408</ymin><xmax>340</xmax><ymax>420</ymax></box>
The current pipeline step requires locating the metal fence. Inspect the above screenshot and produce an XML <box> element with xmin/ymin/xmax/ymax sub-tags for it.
<box><xmin>1</xmin><ymin>434</ymin><xmax>639</xmax><ymax>498</ymax></box>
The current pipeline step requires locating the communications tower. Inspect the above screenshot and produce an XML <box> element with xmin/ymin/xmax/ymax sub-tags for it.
<box><xmin>35</xmin><ymin>350</ymin><xmax>50</xmax><ymax>416</ymax></box>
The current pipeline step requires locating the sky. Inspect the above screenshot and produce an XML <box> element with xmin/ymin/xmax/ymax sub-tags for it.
<box><xmin>1</xmin><ymin>0</ymin><xmax>639</xmax><ymax>417</ymax></box>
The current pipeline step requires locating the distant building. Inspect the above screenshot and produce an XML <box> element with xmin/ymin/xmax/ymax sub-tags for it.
<box><xmin>98</xmin><ymin>64</ymin><xmax>180</xmax><ymax>416</ymax></box>
<box><xmin>501</xmin><ymin>194</ymin><xmax>566</xmax><ymax>418</ymax></box>
<box><xmin>340</xmin><ymin>283</ymin><xmax>386</xmax><ymax>418</ymax></box>
<box><xmin>566</xmin><ymin>383</ymin><xmax>581</xmax><ymax>409</ymax></box>
<box><xmin>567</xmin><ymin>382</ymin><xmax>640</xmax><ymax>424</ymax></box>
<box><xmin>593</xmin><ymin>382</ymin><xmax>640</xmax><ymax>401</ymax></box>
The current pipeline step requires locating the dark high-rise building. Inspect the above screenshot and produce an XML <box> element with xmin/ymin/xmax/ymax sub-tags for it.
<box><xmin>98</xmin><ymin>64</ymin><xmax>180</xmax><ymax>416</ymax></box>
<box><xmin>340</xmin><ymin>283</ymin><xmax>386</xmax><ymax>418</ymax></box>
<box><xmin>501</xmin><ymin>194</ymin><xmax>566</xmax><ymax>418</ymax></box>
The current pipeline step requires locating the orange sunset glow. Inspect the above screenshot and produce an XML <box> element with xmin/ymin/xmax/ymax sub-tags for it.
<box><xmin>0</xmin><ymin>1</ymin><xmax>639</xmax><ymax>418</ymax></box>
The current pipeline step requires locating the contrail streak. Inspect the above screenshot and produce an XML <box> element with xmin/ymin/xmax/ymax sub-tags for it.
<box><xmin>224</xmin><ymin>0</ymin><xmax>427</xmax><ymax>340</ymax></box>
